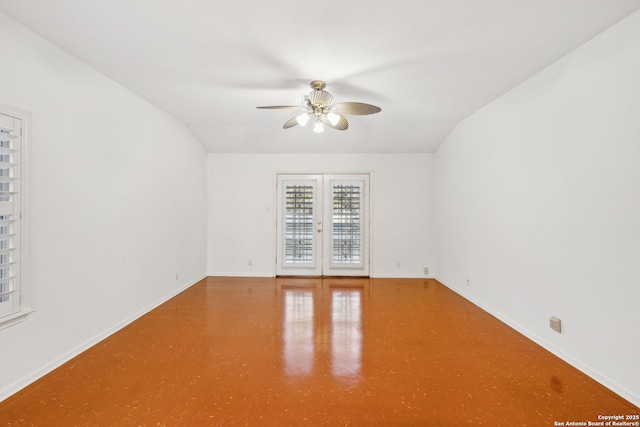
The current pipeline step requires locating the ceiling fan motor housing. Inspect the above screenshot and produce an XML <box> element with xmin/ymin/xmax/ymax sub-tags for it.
<box><xmin>308</xmin><ymin>89</ymin><xmax>334</xmax><ymax>109</ymax></box>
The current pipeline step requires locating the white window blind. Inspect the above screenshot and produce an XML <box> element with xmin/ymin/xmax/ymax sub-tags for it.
<box><xmin>0</xmin><ymin>108</ymin><xmax>29</xmax><ymax>327</ymax></box>
<box><xmin>283</xmin><ymin>184</ymin><xmax>315</xmax><ymax>265</ymax></box>
<box><xmin>331</xmin><ymin>182</ymin><xmax>363</xmax><ymax>266</ymax></box>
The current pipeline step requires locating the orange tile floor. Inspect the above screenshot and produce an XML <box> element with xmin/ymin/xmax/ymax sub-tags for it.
<box><xmin>1</xmin><ymin>277</ymin><xmax>637</xmax><ymax>426</ymax></box>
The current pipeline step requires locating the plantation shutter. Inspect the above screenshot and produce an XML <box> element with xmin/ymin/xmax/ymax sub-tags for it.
<box><xmin>0</xmin><ymin>113</ymin><xmax>21</xmax><ymax>319</ymax></box>
<box><xmin>330</xmin><ymin>181</ymin><xmax>364</xmax><ymax>268</ymax></box>
<box><xmin>283</xmin><ymin>181</ymin><xmax>316</xmax><ymax>266</ymax></box>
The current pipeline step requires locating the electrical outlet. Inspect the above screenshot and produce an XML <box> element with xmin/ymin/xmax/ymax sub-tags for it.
<box><xmin>549</xmin><ymin>316</ymin><xmax>562</xmax><ymax>333</ymax></box>
<box><xmin>423</xmin><ymin>267</ymin><xmax>429</xmax><ymax>275</ymax></box>
<box><xmin>248</xmin><ymin>259</ymin><xmax>253</xmax><ymax>266</ymax></box>
<box><xmin>396</xmin><ymin>261</ymin><xmax>401</xmax><ymax>268</ymax></box>
<box><xmin>466</xmin><ymin>278</ymin><xmax>470</xmax><ymax>286</ymax></box>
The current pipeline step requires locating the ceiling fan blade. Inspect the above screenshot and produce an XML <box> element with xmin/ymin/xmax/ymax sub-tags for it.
<box><xmin>256</xmin><ymin>105</ymin><xmax>303</xmax><ymax>110</ymax></box>
<box><xmin>322</xmin><ymin>114</ymin><xmax>349</xmax><ymax>131</ymax></box>
<box><xmin>283</xmin><ymin>116</ymin><xmax>299</xmax><ymax>129</ymax></box>
<box><xmin>332</xmin><ymin>102</ymin><xmax>381</xmax><ymax>115</ymax></box>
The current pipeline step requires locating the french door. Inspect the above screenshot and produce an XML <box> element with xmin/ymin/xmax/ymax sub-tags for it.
<box><xmin>276</xmin><ymin>174</ymin><xmax>370</xmax><ymax>276</ymax></box>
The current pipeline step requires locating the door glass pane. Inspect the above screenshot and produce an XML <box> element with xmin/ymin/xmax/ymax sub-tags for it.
<box><xmin>284</xmin><ymin>184</ymin><xmax>315</xmax><ymax>264</ymax></box>
<box><xmin>331</xmin><ymin>183</ymin><xmax>362</xmax><ymax>266</ymax></box>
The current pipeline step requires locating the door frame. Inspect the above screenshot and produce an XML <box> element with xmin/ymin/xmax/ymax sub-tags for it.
<box><xmin>275</xmin><ymin>172</ymin><xmax>372</xmax><ymax>277</ymax></box>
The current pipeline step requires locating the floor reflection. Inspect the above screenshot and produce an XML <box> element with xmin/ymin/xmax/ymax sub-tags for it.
<box><xmin>282</xmin><ymin>280</ymin><xmax>364</xmax><ymax>382</ymax></box>
<box><xmin>331</xmin><ymin>289</ymin><xmax>362</xmax><ymax>380</ymax></box>
<box><xmin>283</xmin><ymin>289</ymin><xmax>314</xmax><ymax>376</ymax></box>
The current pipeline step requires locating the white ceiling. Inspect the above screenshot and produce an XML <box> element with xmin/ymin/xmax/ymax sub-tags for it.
<box><xmin>1</xmin><ymin>1</ymin><xmax>640</xmax><ymax>153</ymax></box>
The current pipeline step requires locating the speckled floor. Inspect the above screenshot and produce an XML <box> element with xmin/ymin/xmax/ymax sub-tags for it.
<box><xmin>1</xmin><ymin>277</ymin><xmax>637</xmax><ymax>426</ymax></box>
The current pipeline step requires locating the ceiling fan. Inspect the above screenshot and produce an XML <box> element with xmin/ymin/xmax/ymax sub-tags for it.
<box><xmin>257</xmin><ymin>80</ymin><xmax>381</xmax><ymax>133</ymax></box>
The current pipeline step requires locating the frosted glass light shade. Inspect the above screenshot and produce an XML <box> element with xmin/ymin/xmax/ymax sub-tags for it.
<box><xmin>326</xmin><ymin>112</ymin><xmax>340</xmax><ymax>126</ymax></box>
<box><xmin>296</xmin><ymin>113</ymin><xmax>310</xmax><ymax>126</ymax></box>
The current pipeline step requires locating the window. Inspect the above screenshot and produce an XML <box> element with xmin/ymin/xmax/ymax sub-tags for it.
<box><xmin>0</xmin><ymin>106</ymin><xmax>31</xmax><ymax>329</ymax></box>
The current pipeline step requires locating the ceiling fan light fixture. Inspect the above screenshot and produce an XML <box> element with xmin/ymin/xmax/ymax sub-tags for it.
<box><xmin>296</xmin><ymin>113</ymin><xmax>310</xmax><ymax>126</ymax></box>
<box><xmin>257</xmin><ymin>81</ymin><xmax>381</xmax><ymax>133</ymax></box>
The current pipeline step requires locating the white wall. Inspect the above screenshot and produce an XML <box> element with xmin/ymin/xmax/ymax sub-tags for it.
<box><xmin>434</xmin><ymin>11</ymin><xmax>640</xmax><ymax>406</ymax></box>
<box><xmin>0</xmin><ymin>12</ymin><xmax>207</xmax><ymax>400</ymax></box>
<box><xmin>207</xmin><ymin>153</ymin><xmax>434</xmax><ymax>278</ymax></box>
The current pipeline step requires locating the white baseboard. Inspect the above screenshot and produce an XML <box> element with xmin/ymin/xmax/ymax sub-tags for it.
<box><xmin>208</xmin><ymin>273</ymin><xmax>434</xmax><ymax>279</ymax></box>
<box><xmin>435</xmin><ymin>276</ymin><xmax>640</xmax><ymax>408</ymax></box>
<box><xmin>0</xmin><ymin>274</ymin><xmax>206</xmax><ymax>403</ymax></box>
<box><xmin>371</xmin><ymin>274</ymin><xmax>433</xmax><ymax>279</ymax></box>
<box><xmin>207</xmin><ymin>272</ymin><xmax>275</xmax><ymax>278</ymax></box>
